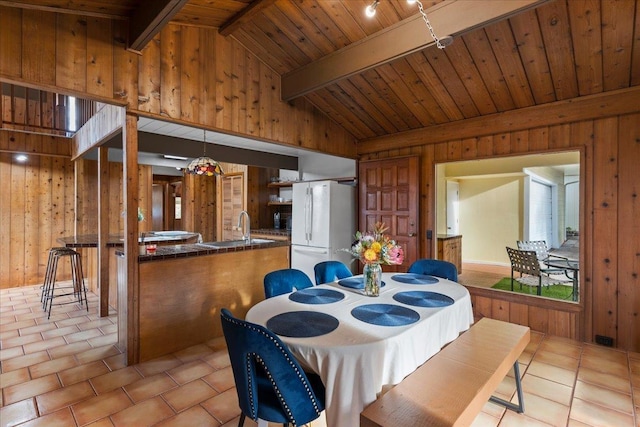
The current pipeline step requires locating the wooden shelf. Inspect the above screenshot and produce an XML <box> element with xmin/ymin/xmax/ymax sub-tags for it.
<box><xmin>267</xmin><ymin>201</ymin><xmax>292</xmax><ymax>206</ymax></box>
<box><xmin>267</xmin><ymin>182</ymin><xmax>294</xmax><ymax>188</ymax></box>
<box><xmin>267</xmin><ymin>177</ymin><xmax>356</xmax><ymax>189</ymax></box>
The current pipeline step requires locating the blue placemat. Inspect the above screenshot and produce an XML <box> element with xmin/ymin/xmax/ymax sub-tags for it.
<box><xmin>391</xmin><ymin>273</ymin><xmax>439</xmax><ymax>285</ymax></box>
<box><xmin>338</xmin><ymin>277</ymin><xmax>386</xmax><ymax>289</ymax></box>
<box><xmin>266</xmin><ymin>311</ymin><xmax>339</xmax><ymax>338</ymax></box>
<box><xmin>393</xmin><ymin>291</ymin><xmax>454</xmax><ymax>307</ymax></box>
<box><xmin>289</xmin><ymin>288</ymin><xmax>345</xmax><ymax>304</ymax></box>
<box><xmin>351</xmin><ymin>304</ymin><xmax>419</xmax><ymax>326</ymax></box>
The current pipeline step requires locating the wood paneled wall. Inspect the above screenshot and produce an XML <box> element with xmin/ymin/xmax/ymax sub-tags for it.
<box><xmin>0</xmin><ymin>129</ymin><xmax>71</xmax><ymax>158</ymax></box>
<box><xmin>0</xmin><ymin>129</ymin><xmax>153</xmax><ymax>289</ymax></box>
<box><xmin>0</xmin><ymin>133</ymin><xmax>74</xmax><ymax>288</ymax></box>
<box><xmin>182</xmin><ymin>172</ymin><xmax>217</xmax><ymax>243</ymax></box>
<box><xmin>0</xmin><ymin>7</ymin><xmax>357</xmax><ymax>159</ymax></box>
<box><xmin>361</xmin><ymin>112</ymin><xmax>640</xmax><ymax>352</ymax></box>
<box><xmin>75</xmin><ymin>160</ymin><xmax>153</xmax><ymax>235</ymax></box>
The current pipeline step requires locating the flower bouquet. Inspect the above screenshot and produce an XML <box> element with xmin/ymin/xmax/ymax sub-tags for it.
<box><xmin>345</xmin><ymin>222</ymin><xmax>404</xmax><ymax>296</ymax></box>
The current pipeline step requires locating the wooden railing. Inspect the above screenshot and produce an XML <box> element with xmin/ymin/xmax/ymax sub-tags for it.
<box><xmin>1</xmin><ymin>83</ymin><xmax>95</xmax><ymax>136</ymax></box>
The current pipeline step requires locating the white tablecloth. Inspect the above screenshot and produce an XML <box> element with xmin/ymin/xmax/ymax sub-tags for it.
<box><xmin>245</xmin><ymin>272</ymin><xmax>474</xmax><ymax>427</ymax></box>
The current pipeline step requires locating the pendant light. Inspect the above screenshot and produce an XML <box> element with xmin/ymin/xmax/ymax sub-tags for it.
<box><xmin>186</xmin><ymin>129</ymin><xmax>224</xmax><ymax>177</ymax></box>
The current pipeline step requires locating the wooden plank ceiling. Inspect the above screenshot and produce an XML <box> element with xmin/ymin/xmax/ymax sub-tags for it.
<box><xmin>5</xmin><ymin>0</ymin><xmax>639</xmax><ymax>142</ymax></box>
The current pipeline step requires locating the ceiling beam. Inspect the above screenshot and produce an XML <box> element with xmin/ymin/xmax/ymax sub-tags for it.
<box><xmin>218</xmin><ymin>0</ymin><xmax>277</xmax><ymax>36</ymax></box>
<box><xmin>281</xmin><ymin>0</ymin><xmax>549</xmax><ymax>101</ymax></box>
<box><xmin>356</xmin><ymin>86</ymin><xmax>640</xmax><ymax>154</ymax></box>
<box><xmin>0</xmin><ymin>1</ymin><xmax>126</xmax><ymax>20</ymax></box>
<box><xmin>128</xmin><ymin>0</ymin><xmax>189</xmax><ymax>51</ymax></box>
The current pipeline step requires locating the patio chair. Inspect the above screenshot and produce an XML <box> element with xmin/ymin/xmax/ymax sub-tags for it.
<box><xmin>220</xmin><ymin>308</ymin><xmax>325</xmax><ymax>427</ymax></box>
<box><xmin>263</xmin><ymin>268</ymin><xmax>313</xmax><ymax>298</ymax></box>
<box><xmin>314</xmin><ymin>260</ymin><xmax>352</xmax><ymax>286</ymax></box>
<box><xmin>516</xmin><ymin>240</ymin><xmax>568</xmax><ymax>266</ymax></box>
<box><xmin>517</xmin><ymin>240</ymin><xmax>576</xmax><ymax>282</ymax></box>
<box><xmin>407</xmin><ymin>258</ymin><xmax>458</xmax><ymax>281</ymax></box>
<box><xmin>505</xmin><ymin>247</ymin><xmax>567</xmax><ymax>296</ymax></box>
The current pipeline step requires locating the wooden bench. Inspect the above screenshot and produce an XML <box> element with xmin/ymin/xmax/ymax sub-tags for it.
<box><xmin>360</xmin><ymin>318</ymin><xmax>530</xmax><ymax>427</ymax></box>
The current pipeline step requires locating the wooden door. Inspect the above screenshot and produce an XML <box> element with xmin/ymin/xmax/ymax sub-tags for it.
<box><xmin>359</xmin><ymin>157</ymin><xmax>419</xmax><ymax>272</ymax></box>
<box><xmin>151</xmin><ymin>184</ymin><xmax>164</xmax><ymax>231</ymax></box>
<box><xmin>221</xmin><ymin>173</ymin><xmax>245</xmax><ymax>241</ymax></box>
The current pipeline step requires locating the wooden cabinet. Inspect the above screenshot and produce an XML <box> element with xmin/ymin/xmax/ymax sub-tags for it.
<box><xmin>437</xmin><ymin>235</ymin><xmax>462</xmax><ymax>274</ymax></box>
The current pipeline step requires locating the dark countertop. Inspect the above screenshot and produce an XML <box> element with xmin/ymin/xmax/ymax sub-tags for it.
<box><xmin>117</xmin><ymin>240</ymin><xmax>290</xmax><ymax>263</ymax></box>
<box><xmin>57</xmin><ymin>232</ymin><xmax>202</xmax><ymax>248</ymax></box>
<box><xmin>251</xmin><ymin>228</ymin><xmax>291</xmax><ymax>238</ymax></box>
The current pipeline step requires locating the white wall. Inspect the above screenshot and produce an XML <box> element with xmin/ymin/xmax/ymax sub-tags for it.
<box><xmin>297</xmin><ymin>153</ymin><xmax>356</xmax><ymax>181</ymax></box>
<box><xmin>459</xmin><ymin>176</ymin><xmax>523</xmax><ymax>265</ymax></box>
<box><xmin>276</xmin><ymin>152</ymin><xmax>356</xmax><ymax>201</ymax></box>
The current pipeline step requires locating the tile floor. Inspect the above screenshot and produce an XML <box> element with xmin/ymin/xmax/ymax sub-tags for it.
<box><xmin>1</xmin><ymin>284</ymin><xmax>638</xmax><ymax>427</ymax></box>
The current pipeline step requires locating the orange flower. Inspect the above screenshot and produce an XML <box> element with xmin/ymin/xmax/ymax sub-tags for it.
<box><xmin>364</xmin><ymin>248</ymin><xmax>378</xmax><ymax>262</ymax></box>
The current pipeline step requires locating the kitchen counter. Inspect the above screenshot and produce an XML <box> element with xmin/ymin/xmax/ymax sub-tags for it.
<box><xmin>57</xmin><ymin>232</ymin><xmax>202</xmax><ymax>317</ymax></box>
<box><xmin>116</xmin><ymin>239</ymin><xmax>290</xmax><ymax>262</ymax></box>
<box><xmin>57</xmin><ymin>231</ymin><xmax>202</xmax><ymax>247</ymax></box>
<box><xmin>116</xmin><ymin>239</ymin><xmax>291</xmax><ymax>363</ymax></box>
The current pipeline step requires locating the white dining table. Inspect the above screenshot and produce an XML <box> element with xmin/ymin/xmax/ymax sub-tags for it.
<box><xmin>245</xmin><ymin>272</ymin><xmax>474</xmax><ymax>427</ymax></box>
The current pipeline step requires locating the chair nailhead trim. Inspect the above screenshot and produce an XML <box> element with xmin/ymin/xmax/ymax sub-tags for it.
<box><xmin>225</xmin><ymin>314</ymin><xmax>322</xmax><ymax>424</ymax></box>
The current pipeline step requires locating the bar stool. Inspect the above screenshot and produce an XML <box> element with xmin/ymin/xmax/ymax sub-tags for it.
<box><xmin>41</xmin><ymin>247</ymin><xmax>67</xmax><ymax>306</ymax></box>
<box><xmin>42</xmin><ymin>247</ymin><xmax>88</xmax><ymax>319</ymax></box>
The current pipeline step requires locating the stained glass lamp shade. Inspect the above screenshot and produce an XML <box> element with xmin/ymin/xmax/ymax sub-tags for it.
<box><xmin>186</xmin><ymin>130</ymin><xmax>224</xmax><ymax>176</ymax></box>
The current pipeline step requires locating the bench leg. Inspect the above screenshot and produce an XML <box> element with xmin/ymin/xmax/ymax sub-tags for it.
<box><xmin>489</xmin><ymin>361</ymin><xmax>524</xmax><ymax>413</ymax></box>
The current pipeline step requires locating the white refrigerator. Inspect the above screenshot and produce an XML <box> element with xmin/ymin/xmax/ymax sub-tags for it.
<box><xmin>291</xmin><ymin>180</ymin><xmax>356</xmax><ymax>282</ymax></box>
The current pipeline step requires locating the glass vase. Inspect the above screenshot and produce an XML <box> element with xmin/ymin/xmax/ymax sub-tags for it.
<box><xmin>363</xmin><ymin>263</ymin><xmax>382</xmax><ymax>297</ymax></box>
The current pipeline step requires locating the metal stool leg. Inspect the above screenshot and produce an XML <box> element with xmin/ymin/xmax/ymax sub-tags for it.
<box><xmin>45</xmin><ymin>253</ymin><xmax>61</xmax><ymax>318</ymax></box>
<box><xmin>41</xmin><ymin>248</ymin><xmax>55</xmax><ymax>306</ymax></box>
<box><xmin>70</xmin><ymin>251</ymin><xmax>88</xmax><ymax>311</ymax></box>
<box><xmin>44</xmin><ymin>249</ymin><xmax>88</xmax><ymax>319</ymax></box>
<box><xmin>42</xmin><ymin>247</ymin><xmax>64</xmax><ymax>307</ymax></box>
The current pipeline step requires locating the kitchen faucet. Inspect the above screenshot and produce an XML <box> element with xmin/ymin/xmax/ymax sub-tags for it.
<box><xmin>238</xmin><ymin>210</ymin><xmax>251</xmax><ymax>243</ymax></box>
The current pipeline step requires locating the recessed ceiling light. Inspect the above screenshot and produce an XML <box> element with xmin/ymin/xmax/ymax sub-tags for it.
<box><xmin>15</xmin><ymin>154</ymin><xmax>28</xmax><ymax>162</ymax></box>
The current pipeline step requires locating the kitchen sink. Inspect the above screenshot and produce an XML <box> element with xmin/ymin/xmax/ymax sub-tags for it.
<box><xmin>197</xmin><ymin>239</ymin><xmax>275</xmax><ymax>248</ymax></box>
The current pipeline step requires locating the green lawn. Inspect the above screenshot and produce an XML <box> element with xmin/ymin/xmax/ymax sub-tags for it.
<box><xmin>491</xmin><ymin>277</ymin><xmax>573</xmax><ymax>300</ymax></box>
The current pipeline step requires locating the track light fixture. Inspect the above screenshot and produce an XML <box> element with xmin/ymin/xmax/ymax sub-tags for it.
<box><xmin>364</xmin><ymin>0</ymin><xmax>453</xmax><ymax>49</ymax></box>
<box><xmin>365</xmin><ymin>0</ymin><xmax>379</xmax><ymax>18</ymax></box>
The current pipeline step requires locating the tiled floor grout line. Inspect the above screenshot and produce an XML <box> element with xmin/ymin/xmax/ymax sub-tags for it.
<box><xmin>566</xmin><ymin>340</ymin><xmax>584</xmax><ymax>427</ymax></box>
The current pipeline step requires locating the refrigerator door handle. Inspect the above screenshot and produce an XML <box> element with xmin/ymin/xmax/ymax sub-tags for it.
<box><xmin>305</xmin><ymin>188</ymin><xmax>312</xmax><ymax>241</ymax></box>
<box><xmin>308</xmin><ymin>188</ymin><xmax>313</xmax><ymax>241</ymax></box>
<box><xmin>292</xmin><ymin>246</ymin><xmax>329</xmax><ymax>255</ymax></box>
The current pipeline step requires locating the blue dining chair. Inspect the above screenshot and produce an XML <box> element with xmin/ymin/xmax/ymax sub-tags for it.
<box><xmin>313</xmin><ymin>260</ymin><xmax>353</xmax><ymax>286</ymax></box>
<box><xmin>407</xmin><ymin>258</ymin><xmax>458</xmax><ymax>282</ymax></box>
<box><xmin>220</xmin><ymin>309</ymin><xmax>325</xmax><ymax>427</ymax></box>
<box><xmin>263</xmin><ymin>268</ymin><xmax>314</xmax><ymax>298</ymax></box>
